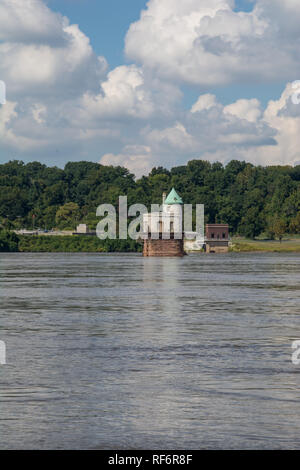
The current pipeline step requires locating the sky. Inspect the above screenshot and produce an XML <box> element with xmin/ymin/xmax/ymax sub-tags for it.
<box><xmin>0</xmin><ymin>0</ymin><xmax>300</xmax><ymax>176</ymax></box>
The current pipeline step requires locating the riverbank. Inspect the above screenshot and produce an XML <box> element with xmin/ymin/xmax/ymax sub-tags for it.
<box><xmin>16</xmin><ymin>236</ymin><xmax>300</xmax><ymax>253</ymax></box>
<box><xmin>17</xmin><ymin>235</ymin><xmax>142</xmax><ymax>253</ymax></box>
<box><xmin>230</xmin><ymin>237</ymin><xmax>300</xmax><ymax>252</ymax></box>
<box><xmin>2</xmin><ymin>230</ymin><xmax>300</xmax><ymax>253</ymax></box>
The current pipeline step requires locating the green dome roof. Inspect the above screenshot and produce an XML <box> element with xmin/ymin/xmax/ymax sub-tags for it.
<box><xmin>164</xmin><ymin>188</ymin><xmax>183</xmax><ymax>205</ymax></box>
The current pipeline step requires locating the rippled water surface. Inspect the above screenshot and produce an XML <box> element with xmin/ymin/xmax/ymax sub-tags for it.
<box><xmin>0</xmin><ymin>252</ymin><xmax>300</xmax><ymax>449</ymax></box>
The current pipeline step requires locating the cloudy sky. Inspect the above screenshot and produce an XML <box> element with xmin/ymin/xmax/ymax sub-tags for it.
<box><xmin>0</xmin><ymin>0</ymin><xmax>300</xmax><ymax>176</ymax></box>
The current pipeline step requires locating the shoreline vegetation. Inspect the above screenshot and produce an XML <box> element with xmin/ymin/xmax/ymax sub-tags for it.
<box><xmin>0</xmin><ymin>231</ymin><xmax>142</xmax><ymax>253</ymax></box>
<box><xmin>0</xmin><ymin>159</ymin><xmax>299</xmax><ymax>253</ymax></box>
<box><xmin>1</xmin><ymin>231</ymin><xmax>300</xmax><ymax>253</ymax></box>
<box><xmin>17</xmin><ymin>235</ymin><xmax>142</xmax><ymax>253</ymax></box>
<box><xmin>230</xmin><ymin>237</ymin><xmax>300</xmax><ymax>253</ymax></box>
<box><xmin>0</xmin><ymin>160</ymin><xmax>299</xmax><ymax>237</ymax></box>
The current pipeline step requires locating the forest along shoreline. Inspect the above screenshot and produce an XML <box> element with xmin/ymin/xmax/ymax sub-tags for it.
<box><xmin>0</xmin><ymin>159</ymin><xmax>300</xmax><ymax>253</ymax></box>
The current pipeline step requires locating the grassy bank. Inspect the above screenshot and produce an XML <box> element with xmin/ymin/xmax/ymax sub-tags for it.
<box><xmin>18</xmin><ymin>235</ymin><xmax>142</xmax><ymax>253</ymax></box>
<box><xmin>2</xmin><ymin>229</ymin><xmax>300</xmax><ymax>254</ymax></box>
<box><xmin>230</xmin><ymin>237</ymin><xmax>300</xmax><ymax>252</ymax></box>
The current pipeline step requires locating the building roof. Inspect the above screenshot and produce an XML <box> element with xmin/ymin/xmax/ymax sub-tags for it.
<box><xmin>164</xmin><ymin>188</ymin><xmax>183</xmax><ymax>205</ymax></box>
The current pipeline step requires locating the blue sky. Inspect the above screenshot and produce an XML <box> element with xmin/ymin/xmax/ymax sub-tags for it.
<box><xmin>48</xmin><ymin>0</ymin><xmax>148</xmax><ymax>68</ymax></box>
<box><xmin>47</xmin><ymin>1</ymin><xmax>255</xmax><ymax>66</ymax></box>
<box><xmin>47</xmin><ymin>0</ymin><xmax>284</xmax><ymax>107</ymax></box>
<box><xmin>1</xmin><ymin>0</ymin><xmax>300</xmax><ymax>175</ymax></box>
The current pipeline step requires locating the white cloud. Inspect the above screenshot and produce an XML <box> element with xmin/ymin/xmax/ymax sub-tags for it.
<box><xmin>0</xmin><ymin>0</ymin><xmax>65</xmax><ymax>44</ymax></box>
<box><xmin>257</xmin><ymin>0</ymin><xmax>300</xmax><ymax>36</ymax></box>
<box><xmin>100</xmin><ymin>145</ymin><xmax>153</xmax><ymax>177</ymax></box>
<box><xmin>99</xmin><ymin>93</ymin><xmax>278</xmax><ymax>175</ymax></box>
<box><xmin>188</xmin><ymin>83</ymin><xmax>300</xmax><ymax>168</ymax></box>
<box><xmin>80</xmin><ymin>65</ymin><xmax>155</xmax><ymax>120</ymax></box>
<box><xmin>0</xmin><ymin>100</ymin><xmax>17</xmax><ymax>140</ymax></box>
<box><xmin>224</xmin><ymin>99</ymin><xmax>262</xmax><ymax>123</ymax></box>
<box><xmin>191</xmin><ymin>94</ymin><xmax>218</xmax><ymax>113</ymax></box>
<box><xmin>101</xmin><ymin>84</ymin><xmax>300</xmax><ymax>175</ymax></box>
<box><xmin>0</xmin><ymin>0</ymin><xmax>300</xmax><ymax>177</ymax></box>
<box><xmin>0</xmin><ymin>0</ymin><xmax>107</xmax><ymax>97</ymax></box>
<box><xmin>145</xmin><ymin>122</ymin><xmax>197</xmax><ymax>152</ymax></box>
<box><xmin>0</xmin><ymin>99</ymin><xmax>43</xmax><ymax>150</ymax></box>
<box><xmin>125</xmin><ymin>0</ymin><xmax>300</xmax><ymax>86</ymax></box>
<box><xmin>252</xmin><ymin>82</ymin><xmax>300</xmax><ymax>166</ymax></box>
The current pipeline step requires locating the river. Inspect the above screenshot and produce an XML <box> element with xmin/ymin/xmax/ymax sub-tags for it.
<box><xmin>0</xmin><ymin>252</ymin><xmax>299</xmax><ymax>449</ymax></box>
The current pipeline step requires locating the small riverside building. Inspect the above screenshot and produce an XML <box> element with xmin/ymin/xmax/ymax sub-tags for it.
<box><xmin>76</xmin><ymin>224</ymin><xmax>90</xmax><ymax>234</ymax></box>
<box><xmin>73</xmin><ymin>224</ymin><xmax>97</xmax><ymax>236</ymax></box>
<box><xmin>205</xmin><ymin>224</ymin><xmax>229</xmax><ymax>253</ymax></box>
<box><xmin>143</xmin><ymin>188</ymin><xmax>185</xmax><ymax>257</ymax></box>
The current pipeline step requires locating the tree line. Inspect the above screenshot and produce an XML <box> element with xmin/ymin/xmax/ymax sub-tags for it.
<box><xmin>0</xmin><ymin>159</ymin><xmax>299</xmax><ymax>240</ymax></box>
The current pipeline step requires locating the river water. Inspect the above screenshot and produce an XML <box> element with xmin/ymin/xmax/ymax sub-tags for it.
<box><xmin>0</xmin><ymin>252</ymin><xmax>299</xmax><ymax>449</ymax></box>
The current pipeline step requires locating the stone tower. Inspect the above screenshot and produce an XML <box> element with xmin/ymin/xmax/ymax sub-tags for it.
<box><xmin>143</xmin><ymin>188</ymin><xmax>185</xmax><ymax>257</ymax></box>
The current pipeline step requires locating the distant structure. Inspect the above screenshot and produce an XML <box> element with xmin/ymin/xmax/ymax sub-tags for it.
<box><xmin>73</xmin><ymin>224</ymin><xmax>96</xmax><ymax>236</ymax></box>
<box><xmin>143</xmin><ymin>190</ymin><xmax>230</xmax><ymax>256</ymax></box>
<box><xmin>76</xmin><ymin>224</ymin><xmax>90</xmax><ymax>234</ymax></box>
<box><xmin>205</xmin><ymin>224</ymin><xmax>229</xmax><ymax>253</ymax></box>
<box><xmin>143</xmin><ymin>188</ymin><xmax>185</xmax><ymax>257</ymax></box>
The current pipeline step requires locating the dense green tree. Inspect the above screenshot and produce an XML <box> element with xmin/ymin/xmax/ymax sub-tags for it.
<box><xmin>267</xmin><ymin>216</ymin><xmax>287</xmax><ymax>242</ymax></box>
<box><xmin>0</xmin><ymin>230</ymin><xmax>19</xmax><ymax>252</ymax></box>
<box><xmin>238</xmin><ymin>206</ymin><xmax>263</xmax><ymax>239</ymax></box>
<box><xmin>289</xmin><ymin>212</ymin><xmax>300</xmax><ymax>234</ymax></box>
<box><xmin>0</xmin><ymin>159</ymin><xmax>299</xmax><ymax>238</ymax></box>
<box><xmin>55</xmin><ymin>202</ymin><xmax>80</xmax><ymax>230</ymax></box>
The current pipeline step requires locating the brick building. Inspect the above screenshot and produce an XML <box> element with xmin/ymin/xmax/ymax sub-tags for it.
<box><xmin>205</xmin><ymin>224</ymin><xmax>229</xmax><ymax>253</ymax></box>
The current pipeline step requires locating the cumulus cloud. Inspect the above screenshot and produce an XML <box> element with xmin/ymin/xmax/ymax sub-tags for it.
<box><xmin>0</xmin><ymin>0</ymin><xmax>107</xmax><ymax>98</ymax></box>
<box><xmin>0</xmin><ymin>0</ymin><xmax>110</xmax><ymax>154</ymax></box>
<box><xmin>100</xmin><ymin>145</ymin><xmax>153</xmax><ymax>177</ymax></box>
<box><xmin>79</xmin><ymin>65</ymin><xmax>155</xmax><ymax>120</ymax></box>
<box><xmin>100</xmin><ymin>93</ymin><xmax>276</xmax><ymax>175</ymax></box>
<box><xmin>0</xmin><ymin>0</ymin><xmax>181</xmax><ymax>154</ymax></box>
<box><xmin>0</xmin><ymin>99</ymin><xmax>43</xmax><ymax>150</ymax></box>
<box><xmin>0</xmin><ymin>0</ymin><xmax>65</xmax><ymax>44</ymax></box>
<box><xmin>183</xmin><ymin>83</ymin><xmax>300</xmax><ymax>169</ymax></box>
<box><xmin>224</xmin><ymin>99</ymin><xmax>262</xmax><ymax>123</ymax></box>
<box><xmin>145</xmin><ymin>122</ymin><xmax>198</xmax><ymax>153</ymax></box>
<box><xmin>125</xmin><ymin>0</ymin><xmax>300</xmax><ymax>86</ymax></box>
<box><xmin>1</xmin><ymin>0</ymin><xmax>300</xmax><ymax>177</ymax></box>
<box><xmin>191</xmin><ymin>94</ymin><xmax>218</xmax><ymax>113</ymax></box>
<box><xmin>250</xmin><ymin>82</ymin><xmax>300</xmax><ymax>166</ymax></box>
<box><xmin>101</xmin><ymin>85</ymin><xmax>300</xmax><ymax>176</ymax></box>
